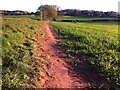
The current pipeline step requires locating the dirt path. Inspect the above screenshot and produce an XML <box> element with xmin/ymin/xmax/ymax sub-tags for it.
<box><xmin>36</xmin><ymin>22</ymin><xmax>107</xmax><ymax>88</ymax></box>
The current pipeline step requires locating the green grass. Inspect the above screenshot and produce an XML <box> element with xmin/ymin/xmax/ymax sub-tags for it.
<box><xmin>50</xmin><ymin>21</ymin><xmax>119</xmax><ymax>89</ymax></box>
<box><xmin>2</xmin><ymin>18</ymin><xmax>41</xmax><ymax>88</ymax></box>
<box><xmin>3</xmin><ymin>15</ymin><xmax>41</xmax><ymax>20</ymax></box>
<box><xmin>56</xmin><ymin>16</ymin><xmax>117</xmax><ymax>22</ymax></box>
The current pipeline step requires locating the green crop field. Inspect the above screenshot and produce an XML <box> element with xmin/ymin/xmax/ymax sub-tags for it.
<box><xmin>3</xmin><ymin>15</ymin><xmax>41</xmax><ymax>20</ymax></box>
<box><xmin>50</xmin><ymin>21</ymin><xmax>119</xmax><ymax>89</ymax></box>
<box><xmin>1</xmin><ymin>15</ymin><xmax>119</xmax><ymax>89</ymax></box>
<box><xmin>56</xmin><ymin>16</ymin><xmax>117</xmax><ymax>21</ymax></box>
<box><xmin>2</xmin><ymin>18</ymin><xmax>42</xmax><ymax>88</ymax></box>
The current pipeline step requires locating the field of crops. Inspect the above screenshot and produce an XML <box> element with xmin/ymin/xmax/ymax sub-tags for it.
<box><xmin>50</xmin><ymin>21</ymin><xmax>119</xmax><ymax>89</ymax></box>
<box><xmin>2</xmin><ymin>18</ymin><xmax>41</xmax><ymax>88</ymax></box>
<box><xmin>1</xmin><ymin>15</ymin><xmax>119</xmax><ymax>89</ymax></box>
<box><xmin>56</xmin><ymin>16</ymin><xmax>117</xmax><ymax>22</ymax></box>
<box><xmin>3</xmin><ymin>15</ymin><xmax>41</xmax><ymax>21</ymax></box>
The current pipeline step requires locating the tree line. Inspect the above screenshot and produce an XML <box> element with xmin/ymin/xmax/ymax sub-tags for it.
<box><xmin>1</xmin><ymin>5</ymin><xmax>119</xmax><ymax>20</ymax></box>
<box><xmin>58</xmin><ymin>9</ymin><xmax>119</xmax><ymax>18</ymax></box>
<box><xmin>36</xmin><ymin>5</ymin><xmax>119</xmax><ymax>20</ymax></box>
<box><xmin>1</xmin><ymin>10</ymin><xmax>33</xmax><ymax>15</ymax></box>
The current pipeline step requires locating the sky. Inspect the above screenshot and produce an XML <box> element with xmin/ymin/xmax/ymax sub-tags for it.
<box><xmin>0</xmin><ymin>0</ymin><xmax>119</xmax><ymax>12</ymax></box>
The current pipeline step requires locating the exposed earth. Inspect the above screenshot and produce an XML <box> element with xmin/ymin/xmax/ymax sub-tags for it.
<box><xmin>35</xmin><ymin>22</ymin><xmax>108</xmax><ymax>89</ymax></box>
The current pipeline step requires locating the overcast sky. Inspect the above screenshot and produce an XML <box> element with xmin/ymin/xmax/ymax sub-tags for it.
<box><xmin>0</xmin><ymin>0</ymin><xmax>119</xmax><ymax>12</ymax></box>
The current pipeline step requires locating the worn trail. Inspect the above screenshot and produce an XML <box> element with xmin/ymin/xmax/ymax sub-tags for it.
<box><xmin>36</xmin><ymin>22</ymin><xmax>107</xmax><ymax>88</ymax></box>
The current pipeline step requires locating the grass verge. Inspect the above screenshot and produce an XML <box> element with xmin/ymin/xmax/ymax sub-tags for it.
<box><xmin>2</xmin><ymin>18</ymin><xmax>43</xmax><ymax>89</ymax></box>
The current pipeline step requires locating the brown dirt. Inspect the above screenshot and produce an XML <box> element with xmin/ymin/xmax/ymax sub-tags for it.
<box><xmin>35</xmin><ymin>22</ymin><xmax>108</xmax><ymax>89</ymax></box>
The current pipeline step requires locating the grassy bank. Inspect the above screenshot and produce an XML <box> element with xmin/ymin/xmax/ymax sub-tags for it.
<box><xmin>2</xmin><ymin>18</ymin><xmax>41</xmax><ymax>88</ymax></box>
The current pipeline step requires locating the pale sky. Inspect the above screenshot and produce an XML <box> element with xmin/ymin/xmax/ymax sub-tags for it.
<box><xmin>0</xmin><ymin>0</ymin><xmax>119</xmax><ymax>12</ymax></box>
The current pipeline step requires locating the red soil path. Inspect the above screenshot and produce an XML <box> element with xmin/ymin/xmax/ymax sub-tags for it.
<box><xmin>36</xmin><ymin>22</ymin><xmax>108</xmax><ymax>88</ymax></box>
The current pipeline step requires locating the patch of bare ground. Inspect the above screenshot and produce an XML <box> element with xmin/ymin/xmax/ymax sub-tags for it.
<box><xmin>35</xmin><ymin>22</ymin><xmax>108</xmax><ymax>89</ymax></box>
